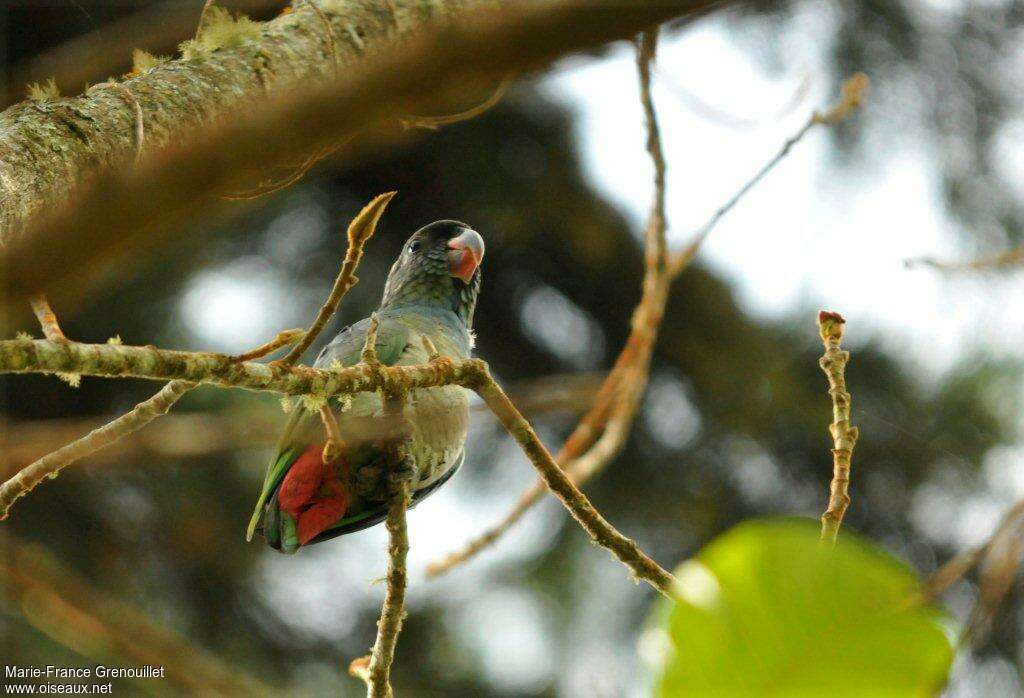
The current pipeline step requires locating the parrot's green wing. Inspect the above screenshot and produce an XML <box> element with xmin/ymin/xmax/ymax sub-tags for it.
<box><xmin>245</xmin><ymin>318</ymin><xmax>412</xmax><ymax>541</ymax></box>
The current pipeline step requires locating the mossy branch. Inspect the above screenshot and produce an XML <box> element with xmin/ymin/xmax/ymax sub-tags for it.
<box><xmin>0</xmin><ymin>338</ymin><xmax>487</xmax><ymax>398</ymax></box>
<box><xmin>1</xmin><ymin>0</ymin><xmax>724</xmax><ymax>311</ymax></box>
<box><xmin>0</xmin><ymin>329</ymin><xmax>305</xmax><ymax>519</ymax></box>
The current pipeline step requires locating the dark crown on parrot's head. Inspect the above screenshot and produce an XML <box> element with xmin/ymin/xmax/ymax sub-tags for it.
<box><xmin>380</xmin><ymin>220</ymin><xmax>484</xmax><ymax>327</ymax></box>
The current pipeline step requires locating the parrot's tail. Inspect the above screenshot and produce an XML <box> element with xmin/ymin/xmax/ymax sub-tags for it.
<box><xmin>251</xmin><ymin>445</ymin><xmax>349</xmax><ymax>554</ymax></box>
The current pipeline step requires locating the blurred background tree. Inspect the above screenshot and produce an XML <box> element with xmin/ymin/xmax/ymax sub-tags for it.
<box><xmin>2</xmin><ymin>1</ymin><xmax>1023</xmax><ymax>695</ymax></box>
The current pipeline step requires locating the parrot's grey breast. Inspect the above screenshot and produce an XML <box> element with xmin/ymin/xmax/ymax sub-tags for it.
<box><xmin>396</xmin><ymin>333</ymin><xmax>470</xmax><ymax>487</ymax></box>
<box><xmin>341</xmin><ymin>326</ymin><xmax>470</xmax><ymax>491</ymax></box>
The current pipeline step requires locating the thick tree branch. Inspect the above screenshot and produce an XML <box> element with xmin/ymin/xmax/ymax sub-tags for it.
<box><xmin>0</xmin><ymin>0</ymin><xmax>725</xmax><ymax>311</ymax></box>
<box><xmin>0</xmin><ymin>0</ymin><xmax>466</xmax><ymax>244</ymax></box>
<box><xmin>0</xmin><ymin>0</ymin><xmax>286</xmax><ymax>110</ymax></box>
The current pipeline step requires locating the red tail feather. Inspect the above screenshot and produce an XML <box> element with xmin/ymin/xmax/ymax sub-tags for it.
<box><xmin>279</xmin><ymin>444</ymin><xmax>350</xmax><ymax>545</ymax></box>
<box><xmin>278</xmin><ymin>445</ymin><xmax>326</xmax><ymax>517</ymax></box>
<box><xmin>298</xmin><ymin>495</ymin><xmax>348</xmax><ymax>545</ymax></box>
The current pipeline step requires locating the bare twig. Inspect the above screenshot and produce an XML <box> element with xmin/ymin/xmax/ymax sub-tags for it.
<box><xmin>426</xmin><ymin>27</ymin><xmax>670</xmax><ymax>578</ymax></box>
<box><xmin>0</xmin><ymin>346</ymin><xmax>674</xmax><ymax>600</ymax></box>
<box><xmin>361</xmin><ymin>313</ymin><xmax>382</xmax><ymax>367</ymax></box>
<box><xmin>921</xmin><ymin>545</ymin><xmax>988</xmax><ymax>603</ymax></box>
<box><xmin>0</xmin><ymin>373</ymin><xmax>602</xmax><ymax>472</ymax></box>
<box><xmin>348</xmin><ymin>318</ymin><xmax>413</xmax><ymax>697</ymax></box>
<box><xmin>904</xmin><ymin>244</ymin><xmax>1024</xmax><ymax>272</ymax></box>
<box><xmin>920</xmin><ymin>499</ymin><xmax>1024</xmax><ymax>645</ymax></box>
<box><xmin>319</xmin><ymin>403</ymin><xmax>344</xmax><ymax>462</ymax></box>
<box><xmin>350</xmin><ymin>483</ymin><xmax>411</xmax><ymax>697</ymax></box>
<box><xmin>277</xmin><ymin>192</ymin><xmax>395</xmax><ymax>366</ymax></box>
<box><xmin>228</xmin><ymin>328</ymin><xmax>306</xmax><ymax>362</ymax></box>
<box><xmin>29</xmin><ymin>294</ymin><xmax>67</xmax><ymax>341</ymax></box>
<box><xmin>426</xmin><ymin>68</ymin><xmax>873</xmax><ymax>579</ymax></box>
<box><xmin>402</xmin><ymin>74</ymin><xmax>513</xmax><ymax>130</ymax></box>
<box><xmin>0</xmin><ymin>330</ymin><xmax>303</xmax><ymax>519</ymax></box>
<box><xmin>817</xmin><ymin>310</ymin><xmax>858</xmax><ymax>544</ymax></box>
<box><xmin>29</xmin><ymin>295</ymin><xmax>82</xmax><ymax>387</ymax></box>
<box><xmin>667</xmin><ymin>72</ymin><xmax>870</xmax><ymax>277</ymax></box>
<box><xmin>471</xmin><ymin>364</ymin><xmax>675</xmax><ymax>596</ymax></box>
<box><xmin>0</xmin><ymin>338</ymin><xmax>485</xmax><ymax>396</ymax></box>
<box><xmin>0</xmin><ymin>381</ymin><xmax>192</xmax><ymax>520</ymax></box>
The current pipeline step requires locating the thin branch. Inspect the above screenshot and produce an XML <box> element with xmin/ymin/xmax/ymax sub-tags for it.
<box><xmin>349</xmin><ymin>321</ymin><xmax>412</xmax><ymax>696</ymax></box>
<box><xmin>426</xmin><ymin>69</ymin><xmax>873</xmax><ymax>579</ymax></box>
<box><xmin>470</xmin><ymin>364</ymin><xmax>676</xmax><ymax>597</ymax></box>
<box><xmin>402</xmin><ymin>73</ymin><xmax>513</xmax><ymax>130</ymax></box>
<box><xmin>29</xmin><ymin>294</ymin><xmax>67</xmax><ymax>341</ymax></box>
<box><xmin>1</xmin><ymin>345</ymin><xmax>674</xmax><ymax>599</ymax></box>
<box><xmin>0</xmin><ymin>373</ymin><xmax>602</xmax><ymax>472</ymax></box>
<box><xmin>350</xmin><ymin>483</ymin><xmax>411</xmax><ymax>697</ymax></box>
<box><xmin>0</xmin><ymin>338</ymin><xmax>486</xmax><ymax>396</ymax></box>
<box><xmin>0</xmin><ymin>330</ymin><xmax>303</xmax><ymax>519</ymax></box>
<box><xmin>667</xmin><ymin>72</ymin><xmax>870</xmax><ymax>277</ymax></box>
<box><xmin>277</xmin><ymin>192</ymin><xmax>395</xmax><ymax>366</ymax></box>
<box><xmin>228</xmin><ymin>328</ymin><xmax>306</xmax><ymax>362</ymax></box>
<box><xmin>319</xmin><ymin>403</ymin><xmax>344</xmax><ymax>463</ymax></box>
<box><xmin>920</xmin><ymin>499</ymin><xmax>1024</xmax><ymax>645</ymax></box>
<box><xmin>904</xmin><ymin>244</ymin><xmax>1024</xmax><ymax>272</ymax></box>
<box><xmin>817</xmin><ymin>310</ymin><xmax>859</xmax><ymax>544</ymax></box>
<box><xmin>0</xmin><ymin>381</ymin><xmax>192</xmax><ymax>520</ymax></box>
<box><xmin>426</xmin><ymin>27</ymin><xmax>670</xmax><ymax>578</ymax></box>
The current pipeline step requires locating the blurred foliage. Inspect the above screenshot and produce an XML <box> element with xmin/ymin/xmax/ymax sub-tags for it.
<box><xmin>1</xmin><ymin>1</ymin><xmax>1023</xmax><ymax>695</ymax></box>
<box><xmin>645</xmin><ymin>518</ymin><xmax>954</xmax><ymax>695</ymax></box>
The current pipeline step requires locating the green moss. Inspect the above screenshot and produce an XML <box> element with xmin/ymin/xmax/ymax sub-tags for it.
<box><xmin>130</xmin><ymin>49</ymin><xmax>169</xmax><ymax>75</ymax></box>
<box><xmin>181</xmin><ymin>6</ymin><xmax>264</xmax><ymax>60</ymax></box>
<box><xmin>26</xmin><ymin>78</ymin><xmax>60</xmax><ymax>101</ymax></box>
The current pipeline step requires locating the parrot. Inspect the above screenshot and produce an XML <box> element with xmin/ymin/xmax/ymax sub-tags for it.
<box><xmin>247</xmin><ymin>220</ymin><xmax>484</xmax><ymax>553</ymax></box>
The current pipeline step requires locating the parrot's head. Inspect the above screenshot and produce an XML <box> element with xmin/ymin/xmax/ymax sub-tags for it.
<box><xmin>380</xmin><ymin>220</ymin><xmax>485</xmax><ymax>326</ymax></box>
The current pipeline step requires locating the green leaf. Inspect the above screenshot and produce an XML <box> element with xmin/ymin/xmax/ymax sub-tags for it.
<box><xmin>643</xmin><ymin>518</ymin><xmax>955</xmax><ymax>697</ymax></box>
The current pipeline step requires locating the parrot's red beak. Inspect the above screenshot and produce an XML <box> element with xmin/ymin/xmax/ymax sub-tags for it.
<box><xmin>447</xmin><ymin>228</ymin><xmax>485</xmax><ymax>283</ymax></box>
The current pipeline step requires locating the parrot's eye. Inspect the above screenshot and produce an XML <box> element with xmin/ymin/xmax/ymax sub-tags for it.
<box><xmin>408</xmin><ymin>241</ymin><xmax>421</xmax><ymax>253</ymax></box>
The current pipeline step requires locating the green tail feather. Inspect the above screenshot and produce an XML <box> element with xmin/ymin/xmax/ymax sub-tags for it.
<box><xmin>246</xmin><ymin>447</ymin><xmax>298</xmax><ymax>542</ymax></box>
